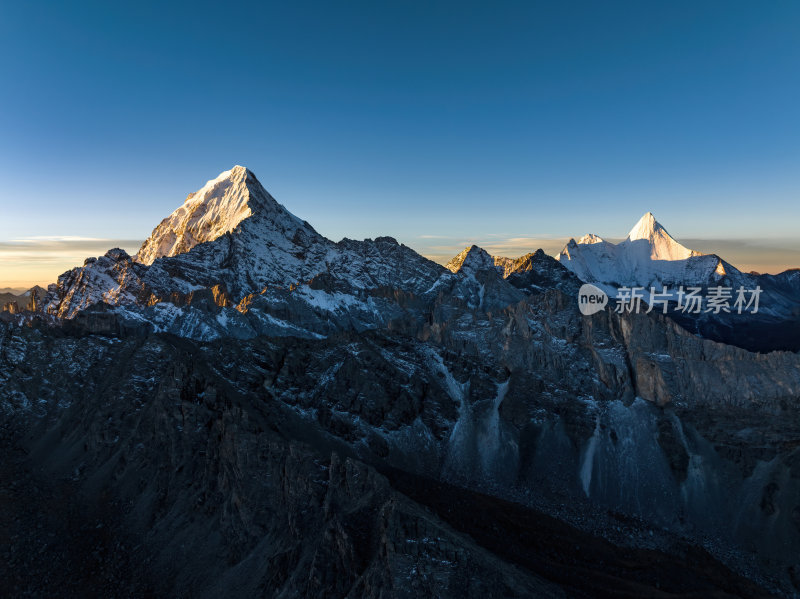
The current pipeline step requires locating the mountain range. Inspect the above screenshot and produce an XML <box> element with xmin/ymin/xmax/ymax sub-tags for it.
<box><xmin>18</xmin><ymin>165</ymin><xmax>797</xmax><ymax>352</ymax></box>
<box><xmin>2</xmin><ymin>166</ymin><xmax>799</xmax><ymax>597</ymax></box>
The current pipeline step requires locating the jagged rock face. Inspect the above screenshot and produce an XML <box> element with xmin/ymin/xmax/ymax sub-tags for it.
<box><xmin>134</xmin><ymin>166</ymin><xmax>312</xmax><ymax>265</ymax></box>
<box><xmin>445</xmin><ymin>245</ymin><xmax>498</xmax><ymax>275</ymax></box>
<box><xmin>0</xmin><ymin>328</ymin><xmax>567</xmax><ymax>598</ymax></box>
<box><xmin>2</xmin><ymin>309</ymin><xmax>795</xmax><ymax>596</ymax></box>
<box><xmin>6</xmin><ymin>265</ymin><xmax>800</xmax><ymax>594</ymax></box>
<box><xmin>502</xmin><ymin>249</ymin><xmax>581</xmax><ymax>295</ymax></box>
<box><xmin>40</xmin><ymin>168</ymin><xmax>446</xmax><ymax>321</ymax></box>
<box><xmin>6</xmin><ymin>169</ymin><xmax>800</xmax><ymax>595</ymax></box>
<box><xmin>1</xmin><ymin>301</ymin><xmax>19</xmax><ymax>314</ymax></box>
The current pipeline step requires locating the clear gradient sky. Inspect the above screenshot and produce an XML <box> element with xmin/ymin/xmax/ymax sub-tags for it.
<box><xmin>1</xmin><ymin>1</ymin><xmax>799</xmax><ymax>288</ymax></box>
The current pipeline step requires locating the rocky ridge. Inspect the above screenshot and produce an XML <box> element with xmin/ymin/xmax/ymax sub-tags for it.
<box><xmin>2</xmin><ymin>167</ymin><xmax>800</xmax><ymax>596</ymax></box>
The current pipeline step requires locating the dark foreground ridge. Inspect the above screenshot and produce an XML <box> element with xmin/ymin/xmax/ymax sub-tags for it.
<box><xmin>386</xmin><ymin>467</ymin><xmax>775</xmax><ymax>599</ymax></box>
<box><xmin>0</xmin><ymin>418</ymin><xmax>776</xmax><ymax>598</ymax></box>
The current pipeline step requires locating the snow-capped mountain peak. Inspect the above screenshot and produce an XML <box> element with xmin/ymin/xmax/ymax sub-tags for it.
<box><xmin>135</xmin><ymin>165</ymin><xmax>306</xmax><ymax>265</ymax></box>
<box><xmin>555</xmin><ymin>212</ymin><xmax>740</xmax><ymax>295</ymax></box>
<box><xmin>622</xmin><ymin>212</ymin><xmax>698</xmax><ymax>261</ymax></box>
<box><xmin>41</xmin><ymin>166</ymin><xmax>446</xmax><ymax>323</ymax></box>
<box><xmin>626</xmin><ymin>211</ymin><xmax>659</xmax><ymax>241</ymax></box>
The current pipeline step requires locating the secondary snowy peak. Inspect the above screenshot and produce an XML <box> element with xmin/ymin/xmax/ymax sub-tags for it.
<box><xmin>622</xmin><ymin>212</ymin><xmax>698</xmax><ymax>261</ymax></box>
<box><xmin>135</xmin><ymin>166</ymin><xmax>305</xmax><ymax>265</ymax></box>
<box><xmin>556</xmin><ymin>212</ymin><xmax>743</xmax><ymax>294</ymax></box>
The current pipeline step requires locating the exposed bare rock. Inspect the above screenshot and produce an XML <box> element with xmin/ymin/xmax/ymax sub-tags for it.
<box><xmin>5</xmin><ymin>167</ymin><xmax>800</xmax><ymax>596</ymax></box>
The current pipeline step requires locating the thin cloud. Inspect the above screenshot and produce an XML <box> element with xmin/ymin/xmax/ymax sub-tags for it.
<box><xmin>0</xmin><ymin>237</ymin><xmax>144</xmax><ymax>288</ymax></box>
<box><xmin>8</xmin><ymin>236</ymin><xmax>115</xmax><ymax>243</ymax></box>
<box><xmin>0</xmin><ymin>237</ymin><xmax>143</xmax><ymax>251</ymax></box>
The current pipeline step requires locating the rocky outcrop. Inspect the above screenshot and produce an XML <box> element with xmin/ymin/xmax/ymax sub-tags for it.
<box><xmin>2</xmin><ymin>301</ymin><xmax>19</xmax><ymax>314</ymax></box>
<box><xmin>0</xmin><ymin>319</ymin><xmax>784</xmax><ymax>597</ymax></box>
<box><xmin>445</xmin><ymin>245</ymin><xmax>498</xmax><ymax>275</ymax></box>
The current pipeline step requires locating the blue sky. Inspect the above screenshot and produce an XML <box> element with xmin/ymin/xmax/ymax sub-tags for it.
<box><xmin>1</xmin><ymin>0</ymin><xmax>799</xmax><ymax>287</ymax></box>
